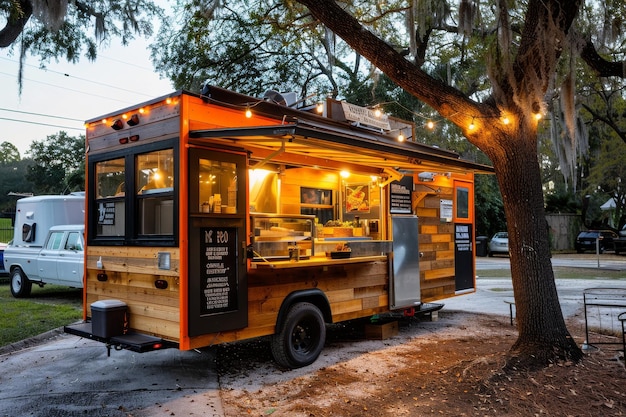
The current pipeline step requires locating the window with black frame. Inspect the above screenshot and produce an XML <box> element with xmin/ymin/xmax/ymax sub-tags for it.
<box><xmin>91</xmin><ymin>143</ymin><xmax>177</xmax><ymax>245</ymax></box>
<box><xmin>95</xmin><ymin>157</ymin><xmax>126</xmax><ymax>237</ymax></box>
<box><xmin>135</xmin><ymin>148</ymin><xmax>174</xmax><ymax>236</ymax></box>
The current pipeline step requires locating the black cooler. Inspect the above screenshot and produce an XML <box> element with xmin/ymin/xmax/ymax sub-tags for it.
<box><xmin>90</xmin><ymin>299</ymin><xmax>129</xmax><ymax>338</ymax></box>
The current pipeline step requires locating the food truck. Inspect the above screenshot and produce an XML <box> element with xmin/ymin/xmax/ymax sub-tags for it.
<box><xmin>65</xmin><ymin>85</ymin><xmax>493</xmax><ymax>368</ymax></box>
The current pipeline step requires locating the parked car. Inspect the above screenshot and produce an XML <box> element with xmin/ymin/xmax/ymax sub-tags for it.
<box><xmin>575</xmin><ymin>230</ymin><xmax>618</xmax><ymax>253</ymax></box>
<box><xmin>488</xmin><ymin>232</ymin><xmax>509</xmax><ymax>256</ymax></box>
<box><xmin>0</xmin><ymin>242</ymin><xmax>7</xmax><ymax>276</ymax></box>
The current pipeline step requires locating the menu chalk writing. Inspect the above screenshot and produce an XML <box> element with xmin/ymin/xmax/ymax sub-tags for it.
<box><xmin>97</xmin><ymin>202</ymin><xmax>116</xmax><ymax>225</ymax></box>
<box><xmin>455</xmin><ymin>224</ymin><xmax>472</xmax><ymax>252</ymax></box>
<box><xmin>389</xmin><ymin>176</ymin><xmax>413</xmax><ymax>213</ymax></box>
<box><xmin>200</xmin><ymin>227</ymin><xmax>237</xmax><ymax>314</ymax></box>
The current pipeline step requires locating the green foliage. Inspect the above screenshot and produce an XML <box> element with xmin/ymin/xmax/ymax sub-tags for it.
<box><xmin>0</xmin><ymin>141</ymin><xmax>20</xmax><ymax>164</ymax></box>
<box><xmin>153</xmin><ymin>0</ymin><xmax>407</xmax><ymax>99</ymax></box>
<box><xmin>25</xmin><ymin>131</ymin><xmax>85</xmax><ymax>194</ymax></box>
<box><xmin>584</xmin><ymin>135</ymin><xmax>626</xmax><ymax>228</ymax></box>
<box><xmin>0</xmin><ymin>218</ymin><xmax>12</xmax><ymax>242</ymax></box>
<box><xmin>544</xmin><ymin>190</ymin><xmax>581</xmax><ymax>214</ymax></box>
<box><xmin>0</xmin><ymin>283</ymin><xmax>82</xmax><ymax>348</ymax></box>
<box><xmin>2</xmin><ymin>1</ymin><xmax>163</xmax><ymax>65</ymax></box>
<box><xmin>474</xmin><ymin>174</ymin><xmax>506</xmax><ymax>237</ymax></box>
<box><xmin>0</xmin><ymin>159</ymin><xmax>36</xmax><ymax>211</ymax></box>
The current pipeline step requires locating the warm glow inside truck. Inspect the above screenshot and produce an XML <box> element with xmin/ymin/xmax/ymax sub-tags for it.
<box><xmin>65</xmin><ymin>86</ymin><xmax>493</xmax><ymax>368</ymax></box>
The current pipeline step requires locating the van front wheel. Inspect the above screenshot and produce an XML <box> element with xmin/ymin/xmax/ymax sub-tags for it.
<box><xmin>271</xmin><ymin>302</ymin><xmax>326</xmax><ymax>369</ymax></box>
<box><xmin>10</xmin><ymin>267</ymin><xmax>32</xmax><ymax>298</ymax></box>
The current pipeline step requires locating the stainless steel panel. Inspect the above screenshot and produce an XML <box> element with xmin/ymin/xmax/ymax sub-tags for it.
<box><xmin>390</xmin><ymin>215</ymin><xmax>421</xmax><ymax>309</ymax></box>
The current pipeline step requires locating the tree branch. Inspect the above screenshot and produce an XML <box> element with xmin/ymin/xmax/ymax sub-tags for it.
<box><xmin>580</xmin><ymin>102</ymin><xmax>626</xmax><ymax>144</ymax></box>
<box><xmin>296</xmin><ymin>0</ymin><xmax>491</xmax><ymax>129</ymax></box>
<box><xmin>0</xmin><ymin>0</ymin><xmax>32</xmax><ymax>48</ymax></box>
<box><xmin>580</xmin><ymin>38</ymin><xmax>626</xmax><ymax>78</ymax></box>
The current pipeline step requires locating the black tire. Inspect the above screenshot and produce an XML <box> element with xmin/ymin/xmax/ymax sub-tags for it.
<box><xmin>10</xmin><ymin>267</ymin><xmax>32</xmax><ymax>298</ymax></box>
<box><xmin>271</xmin><ymin>302</ymin><xmax>326</xmax><ymax>369</ymax></box>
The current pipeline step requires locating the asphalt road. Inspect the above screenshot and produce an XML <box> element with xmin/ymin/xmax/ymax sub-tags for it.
<box><xmin>449</xmin><ymin>254</ymin><xmax>626</xmax><ymax>319</ymax></box>
<box><xmin>0</xmin><ymin>336</ymin><xmax>222</xmax><ymax>417</ymax></box>
<box><xmin>1</xmin><ymin>254</ymin><xmax>624</xmax><ymax>417</ymax></box>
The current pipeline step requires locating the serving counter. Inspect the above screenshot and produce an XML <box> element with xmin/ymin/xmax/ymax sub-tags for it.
<box><xmin>250</xmin><ymin>254</ymin><xmax>388</xmax><ymax>269</ymax></box>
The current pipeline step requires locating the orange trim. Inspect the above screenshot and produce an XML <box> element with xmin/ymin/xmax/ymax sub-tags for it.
<box><xmin>82</xmin><ymin>150</ymin><xmax>89</xmax><ymax>321</ymax></box>
<box><xmin>179</xmin><ymin>94</ymin><xmax>190</xmax><ymax>350</ymax></box>
<box><xmin>453</xmin><ymin>178</ymin><xmax>474</xmax><ymax>224</ymax></box>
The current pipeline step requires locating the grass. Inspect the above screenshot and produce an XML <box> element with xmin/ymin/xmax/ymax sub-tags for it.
<box><xmin>1</xmin><ymin>262</ymin><xmax>623</xmax><ymax>350</ymax></box>
<box><xmin>478</xmin><ymin>266</ymin><xmax>625</xmax><ymax>280</ymax></box>
<box><xmin>0</xmin><ymin>281</ymin><xmax>82</xmax><ymax>348</ymax></box>
<box><xmin>0</xmin><ymin>217</ymin><xmax>13</xmax><ymax>243</ymax></box>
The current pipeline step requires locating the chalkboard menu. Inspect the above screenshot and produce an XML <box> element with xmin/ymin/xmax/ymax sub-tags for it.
<box><xmin>199</xmin><ymin>227</ymin><xmax>238</xmax><ymax>315</ymax></box>
<box><xmin>454</xmin><ymin>223</ymin><xmax>474</xmax><ymax>291</ymax></box>
<box><xmin>389</xmin><ymin>176</ymin><xmax>413</xmax><ymax>214</ymax></box>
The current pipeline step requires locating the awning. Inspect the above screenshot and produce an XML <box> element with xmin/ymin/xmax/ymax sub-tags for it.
<box><xmin>189</xmin><ymin>119</ymin><xmax>494</xmax><ymax>176</ymax></box>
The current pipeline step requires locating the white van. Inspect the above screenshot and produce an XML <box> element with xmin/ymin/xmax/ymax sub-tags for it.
<box><xmin>3</xmin><ymin>194</ymin><xmax>84</xmax><ymax>297</ymax></box>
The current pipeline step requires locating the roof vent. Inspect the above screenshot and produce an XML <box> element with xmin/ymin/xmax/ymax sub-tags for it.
<box><xmin>263</xmin><ymin>90</ymin><xmax>298</xmax><ymax>107</ymax></box>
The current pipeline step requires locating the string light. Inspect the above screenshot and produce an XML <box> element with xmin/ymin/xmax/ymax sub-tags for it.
<box><xmin>532</xmin><ymin>102</ymin><xmax>544</xmax><ymax>121</ymax></box>
<box><xmin>468</xmin><ymin>117</ymin><xmax>476</xmax><ymax>131</ymax></box>
<box><xmin>316</xmin><ymin>101</ymin><xmax>324</xmax><ymax>113</ymax></box>
<box><xmin>426</xmin><ymin>120</ymin><xmax>434</xmax><ymax>129</ymax></box>
<box><xmin>397</xmin><ymin>132</ymin><xmax>405</xmax><ymax>141</ymax></box>
<box><xmin>245</xmin><ymin>105</ymin><xmax>252</xmax><ymax>118</ymax></box>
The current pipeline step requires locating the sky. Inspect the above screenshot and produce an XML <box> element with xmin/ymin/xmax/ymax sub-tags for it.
<box><xmin>0</xmin><ymin>32</ymin><xmax>174</xmax><ymax>158</ymax></box>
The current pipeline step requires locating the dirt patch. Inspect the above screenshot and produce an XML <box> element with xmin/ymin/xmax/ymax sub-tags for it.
<box><xmin>216</xmin><ymin>311</ymin><xmax>626</xmax><ymax>416</ymax></box>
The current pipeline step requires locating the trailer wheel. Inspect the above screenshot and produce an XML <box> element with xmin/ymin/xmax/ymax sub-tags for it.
<box><xmin>271</xmin><ymin>302</ymin><xmax>326</xmax><ymax>369</ymax></box>
<box><xmin>10</xmin><ymin>267</ymin><xmax>32</xmax><ymax>298</ymax></box>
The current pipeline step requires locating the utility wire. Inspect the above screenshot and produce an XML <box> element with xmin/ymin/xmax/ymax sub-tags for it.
<box><xmin>0</xmin><ymin>107</ymin><xmax>84</xmax><ymax>122</ymax></box>
<box><xmin>0</xmin><ymin>117</ymin><xmax>83</xmax><ymax>131</ymax></box>
<box><xmin>0</xmin><ymin>56</ymin><xmax>159</xmax><ymax>99</ymax></box>
<box><xmin>0</xmin><ymin>70</ymin><xmax>139</xmax><ymax>105</ymax></box>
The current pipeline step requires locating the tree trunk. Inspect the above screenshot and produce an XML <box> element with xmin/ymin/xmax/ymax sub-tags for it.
<box><xmin>297</xmin><ymin>0</ymin><xmax>584</xmax><ymax>367</ymax></box>
<box><xmin>488</xmin><ymin>121</ymin><xmax>582</xmax><ymax>366</ymax></box>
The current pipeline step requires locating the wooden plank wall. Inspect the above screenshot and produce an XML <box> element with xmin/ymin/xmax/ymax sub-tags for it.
<box><xmin>249</xmin><ymin>259</ymin><xmax>390</xmax><ymax>326</ymax></box>
<box><xmin>185</xmin><ymin>258</ymin><xmax>390</xmax><ymax>349</ymax></box>
<box><xmin>414</xmin><ymin>186</ymin><xmax>457</xmax><ymax>302</ymax></box>
<box><xmin>280</xmin><ymin>167</ymin><xmax>339</xmax><ymax>214</ymax></box>
<box><xmin>86</xmin><ymin>246</ymin><xmax>181</xmax><ymax>341</ymax></box>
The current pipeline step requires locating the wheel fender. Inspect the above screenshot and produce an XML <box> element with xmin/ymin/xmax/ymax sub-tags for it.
<box><xmin>275</xmin><ymin>289</ymin><xmax>332</xmax><ymax>333</ymax></box>
<box><xmin>10</xmin><ymin>265</ymin><xmax>28</xmax><ymax>279</ymax></box>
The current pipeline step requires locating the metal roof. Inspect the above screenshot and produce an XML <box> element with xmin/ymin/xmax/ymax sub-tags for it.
<box><xmin>189</xmin><ymin>86</ymin><xmax>494</xmax><ymax>176</ymax></box>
